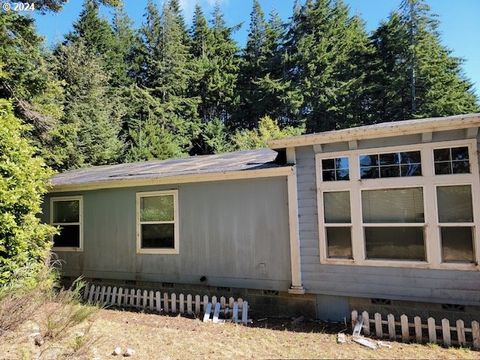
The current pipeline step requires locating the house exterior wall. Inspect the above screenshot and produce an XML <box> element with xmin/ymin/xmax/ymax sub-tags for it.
<box><xmin>295</xmin><ymin>129</ymin><xmax>480</xmax><ymax>306</ymax></box>
<box><xmin>42</xmin><ymin>177</ymin><xmax>292</xmax><ymax>291</ymax></box>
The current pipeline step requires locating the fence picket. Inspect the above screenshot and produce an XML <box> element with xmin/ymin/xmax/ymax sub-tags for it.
<box><xmin>374</xmin><ymin>313</ymin><xmax>383</xmax><ymax>338</ymax></box>
<box><xmin>238</xmin><ymin>298</ymin><xmax>243</xmax><ymax>312</ymax></box>
<box><xmin>351</xmin><ymin>310</ymin><xmax>358</xmax><ymax>329</ymax></box>
<box><xmin>232</xmin><ymin>302</ymin><xmax>239</xmax><ymax>322</ymax></box>
<box><xmin>142</xmin><ymin>290</ymin><xmax>148</xmax><ymax>308</ymax></box>
<box><xmin>456</xmin><ymin>319</ymin><xmax>466</xmax><ymax>346</ymax></box>
<box><xmin>427</xmin><ymin>318</ymin><xmax>437</xmax><ymax>343</ymax></box>
<box><xmin>242</xmin><ymin>301</ymin><xmax>249</xmax><ymax>324</ymax></box>
<box><xmin>387</xmin><ymin>314</ymin><xmax>396</xmax><ymax>340</ymax></box>
<box><xmin>163</xmin><ymin>293</ymin><xmax>169</xmax><ymax>312</ymax></box>
<box><xmin>94</xmin><ymin>286</ymin><xmax>101</xmax><ymax>303</ymax></box>
<box><xmin>472</xmin><ymin>321</ymin><xmax>480</xmax><ymax>349</ymax></box>
<box><xmin>179</xmin><ymin>294</ymin><xmax>185</xmax><ymax>314</ymax></box>
<box><xmin>212</xmin><ymin>296</ymin><xmax>217</xmax><ymax>306</ymax></box>
<box><xmin>195</xmin><ymin>295</ymin><xmax>201</xmax><ymax>314</ymax></box>
<box><xmin>203</xmin><ymin>295</ymin><xmax>209</xmax><ymax>312</ymax></box>
<box><xmin>99</xmin><ymin>286</ymin><xmax>106</xmax><ymax>303</ymax></box>
<box><xmin>117</xmin><ymin>287</ymin><xmax>123</xmax><ymax>306</ymax></box>
<box><xmin>229</xmin><ymin>297</ymin><xmax>234</xmax><ymax>308</ymax></box>
<box><xmin>111</xmin><ymin>287</ymin><xmax>117</xmax><ymax>306</ymax></box>
<box><xmin>362</xmin><ymin>311</ymin><xmax>370</xmax><ymax>336</ymax></box>
<box><xmin>442</xmin><ymin>319</ymin><xmax>451</xmax><ymax>347</ymax></box>
<box><xmin>129</xmin><ymin>289</ymin><xmax>135</xmax><ymax>307</ymax></box>
<box><xmin>187</xmin><ymin>294</ymin><xmax>192</xmax><ymax>314</ymax></box>
<box><xmin>400</xmin><ymin>315</ymin><xmax>409</xmax><ymax>342</ymax></box>
<box><xmin>155</xmin><ymin>291</ymin><xmax>161</xmax><ymax>312</ymax></box>
<box><xmin>136</xmin><ymin>289</ymin><xmax>142</xmax><ymax>308</ymax></box>
<box><xmin>149</xmin><ymin>291</ymin><xmax>154</xmax><ymax>311</ymax></box>
<box><xmin>220</xmin><ymin>296</ymin><xmax>226</xmax><ymax>309</ymax></box>
<box><xmin>414</xmin><ymin>316</ymin><xmax>422</xmax><ymax>343</ymax></box>
<box><xmin>88</xmin><ymin>285</ymin><xmax>95</xmax><ymax>303</ymax></box>
<box><xmin>83</xmin><ymin>284</ymin><xmax>90</xmax><ymax>301</ymax></box>
<box><xmin>171</xmin><ymin>293</ymin><xmax>177</xmax><ymax>313</ymax></box>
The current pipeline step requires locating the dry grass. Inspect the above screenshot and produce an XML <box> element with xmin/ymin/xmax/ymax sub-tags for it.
<box><xmin>3</xmin><ymin>307</ymin><xmax>478</xmax><ymax>359</ymax></box>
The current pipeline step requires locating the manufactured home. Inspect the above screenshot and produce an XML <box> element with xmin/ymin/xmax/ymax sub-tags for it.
<box><xmin>42</xmin><ymin>113</ymin><xmax>480</xmax><ymax>320</ymax></box>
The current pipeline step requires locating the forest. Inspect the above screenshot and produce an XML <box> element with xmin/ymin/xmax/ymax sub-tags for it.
<box><xmin>1</xmin><ymin>0</ymin><xmax>479</xmax><ymax>172</ymax></box>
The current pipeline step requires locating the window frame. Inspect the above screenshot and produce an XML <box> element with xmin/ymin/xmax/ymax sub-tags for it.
<box><xmin>316</xmin><ymin>139</ymin><xmax>480</xmax><ymax>270</ymax></box>
<box><xmin>50</xmin><ymin>195</ymin><xmax>83</xmax><ymax>252</ymax></box>
<box><xmin>136</xmin><ymin>190</ymin><xmax>179</xmax><ymax>255</ymax></box>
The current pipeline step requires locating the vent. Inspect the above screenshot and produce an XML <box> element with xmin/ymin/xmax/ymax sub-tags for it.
<box><xmin>371</xmin><ymin>298</ymin><xmax>392</xmax><ymax>305</ymax></box>
<box><xmin>263</xmin><ymin>290</ymin><xmax>279</xmax><ymax>296</ymax></box>
<box><xmin>216</xmin><ymin>286</ymin><xmax>231</xmax><ymax>292</ymax></box>
<box><xmin>162</xmin><ymin>282</ymin><xmax>174</xmax><ymax>288</ymax></box>
<box><xmin>442</xmin><ymin>303</ymin><xmax>465</xmax><ymax>312</ymax></box>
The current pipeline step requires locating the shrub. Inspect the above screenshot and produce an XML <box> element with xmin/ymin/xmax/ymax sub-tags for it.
<box><xmin>0</xmin><ymin>99</ymin><xmax>56</xmax><ymax>286</ymax></box>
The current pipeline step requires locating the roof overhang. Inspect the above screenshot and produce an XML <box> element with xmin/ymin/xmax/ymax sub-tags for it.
<box><xmin>268</xmin><ymin>113</ymin><xmax>480</xmax><ymax>149</ymax></box>
<box><xmin>49</xmin><ymin>166</ymin><xmax>294</xmax><ymax>193</ymax></box>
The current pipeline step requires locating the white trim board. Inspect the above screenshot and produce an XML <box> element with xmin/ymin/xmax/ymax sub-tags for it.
<box><xmin>49</xmin><ymin>167</ymin><xmax>293</xmax><ymax>193</ymax></box>
<box><xmin>269</xmin><ymin>113</ymin><xmax>480</xmax><ymax>149</ymax></box>
<box><xmin>315</xmin><ymin>138</ymin><xmax>480</xmax><ymax>270</ymax></box>
<box><xmin>50</xmin><ymin>195</ymin><xmax>84</xmax><ymax>252</ymax></box>
<box><xmin>136</xmin><ymin>190</ymin><xmax>180</xmax><ymax>255</ymax></box>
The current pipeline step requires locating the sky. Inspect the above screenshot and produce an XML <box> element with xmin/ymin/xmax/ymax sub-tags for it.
<box><xmin>31</xmin><ymin>0</ymin><xmax>480</xmax><ymax>97</ymax></box>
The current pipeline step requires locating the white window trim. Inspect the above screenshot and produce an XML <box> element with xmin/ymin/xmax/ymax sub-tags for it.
<box><xmin>136</xmin><ymin>190</ymin><xmax>179</xmax><ymax>255</ymax></box>
<box><xmin>50</xmin><ymin>196</ymin><xmax>83</xmax><ymax>252</ymax></box>
<box><xmin>316</xmin><ymin>139</ymin><xmax>480</xmax><ymax>270</ymax></box>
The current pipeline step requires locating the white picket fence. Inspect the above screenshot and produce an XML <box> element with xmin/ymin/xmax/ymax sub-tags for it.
<box><xmin>83</xmin><ymin>283</ymin><xmax>249</xmax><ymax>323</ymax></box>
<box><xmin>352</xmin><ymin>310</ymin><xmax>480</xmax><ymax>348</ymax></box>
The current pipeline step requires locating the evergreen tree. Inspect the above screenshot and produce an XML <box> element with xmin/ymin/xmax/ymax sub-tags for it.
<box><xmin>284</xmin><ymin>0</ymin><xmax>373</xmax><ymax>131</ymax></box>
<box><xmin>54</xmin><ymin>42</ymin><xmax>123</xmax><ymax>168</ymax></box>
<box><xmin>369</xmin><ymin>0</ymin><xmax>479</xmax><ymax>122</ymax></box>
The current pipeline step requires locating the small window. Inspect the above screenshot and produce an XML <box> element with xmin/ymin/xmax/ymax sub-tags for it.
<box><xmin>51</xmin><ymin>197</ymin><xmax>82</xmax><ymax>250</ymax></box>
<box><xmin>434</xmin><ymin>146</ymin><xmax>470</xmax><ymax>175</ymax></box>
<box><xmin>322</xmin><ymin>157</ymin><xmax>349</xmax><ymax>181</ymax></box>
<box><xmin>137</xmin><ymin>191</ymin><xmax>179</xmax><ymax>254</ymax></box>
<box><xmin>360</xmin><ymin>151</ymin><xmax>421</xmax><ymax>179</ymax></box>
<box><xmin>437</xmin><ymin>185</ymin><xmax>475</xmax><ymax>263</ymax></box>
<box><xmin>323</xmin><ymin>191</ymin><xmax>352</xmax><ymax>259</ymax></box>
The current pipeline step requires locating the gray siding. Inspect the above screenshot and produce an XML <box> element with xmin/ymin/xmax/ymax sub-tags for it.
<box><xmin>296</xmin><ymin>130</ymin><xmax>480</xmax><ymax>306</ymax></box>
<box><xmin>43</xmin><ymin>177</ymin><xmax>292</xmax><ymax>291</ymax></box>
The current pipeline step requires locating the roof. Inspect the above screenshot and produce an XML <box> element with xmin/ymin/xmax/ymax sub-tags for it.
<box><xmin>268</xmin><ymin>113</ymin><xmax>480</xmax><ymax>149</ymax></box>
<box><xmin>50</xmin><ymin>149</ymin><xmax>291</xmax><ymax>191</ymax></box>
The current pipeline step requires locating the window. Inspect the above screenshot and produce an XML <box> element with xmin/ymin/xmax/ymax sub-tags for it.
<box><xmin>437</xmin><ymin>185</ymin><xmax>475</xmax><ymax>263</ymax></box>
<box><xmin>360</xmin><ymin>151</ymin><xmax>421</xmax><ymax>179</ymax></box>
<box><xmin>136</xmin><ymin>191</ymin><xmax>179</xmax><ymax>254</ymax></box>
<box><xmin>322</xmin><ymin>157</ymin><xmax>349</xmax><ymax>181</ymax></box>
<box><xmin>50</xmin><ymin>196</ymin><xmax>82</xmax><ymax>251</ymax></box>
<box><xmin>316</xmin><ymin>139</ymin><xmax>479</xmax><ymax>269</ymax></box>
<box><xmin>362</xmin><ymin>188</ymin><xmax>426</xmax><ymax>261</ymax></box>
<box><xmin>434</xmin><ymin>146</ymin><xmax>470</xmax><ymax>175</ymax></box>
<box><xmin>323</xmin><ymin>191</ymin><xmax>352</xmax><ymax>259</ymax></box>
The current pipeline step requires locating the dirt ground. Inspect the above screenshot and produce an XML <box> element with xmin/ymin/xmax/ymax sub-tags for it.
<box><xmin>1</xmin><ymin>307</ymin><xmax>479</xmax><ymax>359</ymax></box>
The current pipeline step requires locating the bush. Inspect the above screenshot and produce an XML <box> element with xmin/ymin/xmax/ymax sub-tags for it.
<box><xmin>0</xmin><ymin>100</ymin><xmax>56</xmax><ymax>286</ymax></box>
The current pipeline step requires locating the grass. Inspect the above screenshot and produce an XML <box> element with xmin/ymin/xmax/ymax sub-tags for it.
<box><xmin>2</xmin><ymin>307</ymin><xmax>479</xmax><ymax>359</ymax></box>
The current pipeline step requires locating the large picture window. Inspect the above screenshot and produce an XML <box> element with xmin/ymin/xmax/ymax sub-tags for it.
<box><xmin>316</xmin><ymin>139</ymin><xmax>479</xmax><ymax>269</ymax></box>
<box><xmin>50</xmin><ymin>196</ymin><xmax>83</xmax><ymax>251</ymax></box>
<box><xmin>136</xmin><ymin>190</ymin><xmax>179</xmax><ymax>254</ymax></box>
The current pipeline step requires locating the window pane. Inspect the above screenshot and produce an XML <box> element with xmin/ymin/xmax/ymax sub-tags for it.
<box><xmin>452</xmin><ymin>147</ymin><xmax>469</xmax><ymax>161</ymax></box>
<box><xmin>335</xmin><ymin>157</ymin><xmax>349</xmax><ymax>170</ymax></box>
<box><xmin>452</xmin><ymin>161</ymin><xmax>470</xmax><ymax>174</ymax></box>
<box><xmin>360</xmin><ymin>166</ymin><xmax>379</xmax><ymax>179</ymax></box>
<box><xmin>434</xmin><ymin>148</ymin><xmax>451</xmax><ymax>162</ymax></box>
<box><xmin>336</xmin><ymin>169</ymin><xmax>349</xmax><ymax>181</ymax></box>
<box><xmin>365</xmin><ymin>227</ymin><xmax>425</xmax><ymax>261</ymax></box>
<box><xmin>401</xmin><ymin>164</ymin><xmax>422</xmax><ymax>177</ymax></box>
<box><xmin>380</xmin><ymin>165</ymin><xmax>400</xmax><ymax>178</ymax></box>
<box><xmin>441</xmin><ymin>227</ymin><xmax>474</xmax><ymax>263</ymax></box>
<box><xmin>326</xmin><ymin>227</ymin><xmax>352</xmax><ymax>259</ymax></box>
<box><xmin>400</xmin><ymin>151</ymin><xmax>421</xmax><ymax>164</ymax></box>
<box><xmin>360</xmin><ymin>155</ymin><xmax>378</xmax><ymax>167</ymax></box>
<box><xmin>322</xmin><ymin>170</ymin><xmax>335</xmax><ymax>181</ymax></box>
<box><xmin>322</xmin><ymin>159</ymin><xmax>335</xmax><ymax>170</ymax></box>
<box><xmin>141</xmin><ymin>223</ymin><xmax>175</xmax><ymax>249</ymax></box>
<box><xmin>379</xmin><ymin>153</ymin><xmax>398</xmax><ymax>166</ymax></box>
<box><xmin>362</xmin><ymin>188</ymin><xmax>424</xmax><ymax>223</ymax></box>
<box><xmin>53</xmin><ymin>200</ymin><xmax>79</xmax><ymax>223</ymax></box>
<box><xmin>140</xmin><ymin>195</ymin><xmax>174</xmax><ymax>222</ymax></box>
<box><xmin>434</xmin><ymin>162</ymin><xmax>451</xmax><ymax>175</ymax></box>
<box><xmin>53</xmin><ymin>225</ymin><xmax>80</xmax><ymax>248</ymax></box>
<box><xmin>324</xmin><ymin>191</ymin><xmax>351</xmax><ymax>223</ymax></box>
<box><xmin>437</xmin><ymin>185</ymin><xmax>473</xmax><ymax>223</ymax></box>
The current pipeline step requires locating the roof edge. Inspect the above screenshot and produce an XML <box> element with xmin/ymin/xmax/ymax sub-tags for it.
<box><xmin>268</xmin><ymin>113</ymin><xmax>480</xmax><ymax>149</ymax></box>
<box><xmin>49</xmin><ymin>166</ymin><xmax>294</xmax><ymax>193</ymax></box>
